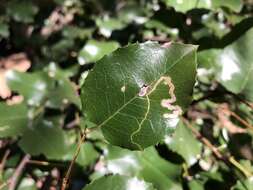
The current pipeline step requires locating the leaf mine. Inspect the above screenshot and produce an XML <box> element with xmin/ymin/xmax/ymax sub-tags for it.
<box><xmin>81</xmin><ymin>42</ymin><xmax>197</xmax><ymax>150</ymax></box>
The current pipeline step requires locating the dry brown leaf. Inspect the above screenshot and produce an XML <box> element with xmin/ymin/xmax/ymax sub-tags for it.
<box><xmin>6</xmin><ymin>95</ymin><xmax>24</xmax><ymax>105</ymax></box>
<box><xmin>0</xmin><ymin>70</ymin><xmax>11</xmax><ymax>98</ymax></box>
<box><xmin>217</xmin><ymin>103</ymin><xmax>246</xmax><ymax>134</ymax></box>
<box><xmin>0</xmin><ymin>53</ymin><xmax>31</xmax><ymax>99</ymax></box>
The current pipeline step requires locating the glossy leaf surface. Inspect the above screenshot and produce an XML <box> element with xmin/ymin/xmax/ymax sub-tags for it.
<box><xmin>198</xmin><ymin>28</ymin><xmax>253</xmax><ymax>102</ymax></box>
<box><xmin>78</xmin><ymin>40</ymin><xmax>120</xmax><ymax>65</ymax></box>
<box><xmin>81</xmin><ymin>42</ymin><xmax>197</xmax><ymax>150</ymax></box>
<box><xmin>94</xmin><ymin>146</ymin><xmax>182</xmax><ymax>190</ymax></box>
<box><xmin>166</xmin><ymin>121</ymin><xmax>202</xmax><ymax>166</ymax></box>
<box><xmin>83</xmin><ymin>175</ymin><xmax>156</xmax><ymax>190</ymax></box>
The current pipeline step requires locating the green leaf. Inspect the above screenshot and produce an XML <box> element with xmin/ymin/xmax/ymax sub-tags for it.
<box><xmin>165</xmin><ymin>121</ymin><xmax>202</xmax><ymax>166</ymax></box>
<box><xmin>145</xmin><ymin>20</ymin><xmax>179</xmax><ymax>39</ymax></box>
<box><xmin>81</xmin><ymin>42</ymin><xmax>197</xmax><ymax>150</ymax></box>
<box><xmin>188</xmin><ymin>180</ymin><xmax>204</xmax><ymax>190</ymax></box>
<box><xmin>95</xmin><ymin>146</ymin><xmax>182</xmax><ymax>190</ymax></box>
<box><xmin>198</xmin><ymin>28</ymin><xmax>253</xmax><ymax>102</ymax></box>
<box><xmin>6</xmin><ymin>69</ymin><xmax>80</xmax><ymax>108</ymax></box>
<box><xmin>62</xmin><ymin>26</ymin><xmax>94</xmax><ymax>39</ymax></box>
<box><xmin>78</xmin><ymin>40</ymin><xmax>120</xmax><ymax>65</ymax></box>
<box><xmin>118</xmin><ymin>2</ymin><xmax>150</xmax><ymax>24</ymax></box>
<box><xmin>83</xmin><ymin>175</ymin><xmax>156</xmax><ymax>190</ymax></box>
<box><xmin>45</xmin><ymin>63</ymin><xmax>81</xmax><ymax>109</ymax></box>
<box><xmin>46</xmin><ymin>39</ymin><xmax>75</xmax><ymax>62</ymax></box>
<box><xmin>96</xmin><ymin>17</ymin><xmax>126</xmax><ymax>37</ymax></box>
<box><xmin>0</xmin><ymin>22</ymin><xmax>9</xmax><ymax>39</ymax></box>
<box><xmin>66</xmin><ymin>142</ymin><xmax>99</xmax><ymax>167</ymax></box>
<box><xmin>163</xmin><ymin>0</ymin><xmax>242</xmax><ymax>13</ymax></box>
<box><xmin>7</xmin><ymin>0</ymin><xmax>38</xmax><ymax>23</ymax></box>
<box><xmin>19</xmin><ymin>120</ymin><xmax>69</xmax><ymax>159</ymax></box>
<box><xmin>17</xmin><ymin>178</ymin><xmax>37</xmax><ymax>190</ymax></box>
<box><xmin>0</xmin><ymin>103</ymin><xmax>28</xmax><ymax>137</ymax></box>
<box><xmin>232</xmin><ymin>179</ymin><xmax>253</xmax><ymax>190</ymax></box>
<box><xmin>6</xmin><ymin>70</ymin><xmax>54</xmax><ymax>106</ymax></box>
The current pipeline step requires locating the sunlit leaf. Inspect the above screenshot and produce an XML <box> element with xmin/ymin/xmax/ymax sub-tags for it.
<box><xmin>6</xmin><ymin>69</ymin><xmax>80</xmax><ymax>108</ymax></box>
<box><xmin>198</xmin><ymin>28</ymin><xmax>253</xmax><ymax>102</ymax></box>
<box><xmin>83</xmin><ymin>175</ymin><xmax>156</xmax><ymax>190</ymax></box>
<box><xmin>81</xmin><ymin>42</ymin><xmax>197</xmax><ymax>150</ymax></box>
<box><xmin>165</xmin><ymin>121</ymin><xmax>202</xmax><ymax>166</ymax></box>
<box><xmin>94</xmin><ymin>146</ymin><xmax>182</xmax><ymax>190</ymax></box>
<box><xmin>78</xmin><ymin>40</ymin><xmax>120</xmax><ymax>65</ymax></box>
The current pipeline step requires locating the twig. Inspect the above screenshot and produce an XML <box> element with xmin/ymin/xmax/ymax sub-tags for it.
<box><xmin>0</xmin><ymin>149</ymin><xmax>10</xmax><ymax>175</ymax></box>
<box><xmin>230</xmin><ymin>111</ymin><xmax>253</xmax><ymax>131</ymax></box>
<box><xmin>61</xmin><ymin>131</ymin><xmax>86</xmax><ymax>190</ymax></box>
<box><xmin>182</xmin><ymin>118</ymin><xmax>223</xmax><ymax>159</ymax></box>
<box><xmin>9</xmin><ymin>154</ymin><xmax>31</xmax><ymax>190</ymax></box>
<box><xmin>182</xmin><ymin>117</ymin><xmax>253</xmax><ymax>177</ymax></box>
<box><xmin>223</xmin><ymin>90</ymin><xmax>253</xmax><ymax>109</ymax></box>
<box><xmin>27</xmin><ymin>160</ymin><xmax>65</xmax><ymax>167</ymax></box>
<box><xmin>229</xmin><ymin>156</ymin><xmax>252</xmax><ymax>178</ymax></box>
<box><xmin>27</xmin><ymin>160</ymin><xmax>50</xmax><ymax>166</ymax></box>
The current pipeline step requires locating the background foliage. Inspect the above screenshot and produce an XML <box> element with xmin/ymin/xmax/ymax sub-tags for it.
<box><xmin>0</xmin><ymin>0</ymin><xmax>253</xmax><ymax>190</ymax></box>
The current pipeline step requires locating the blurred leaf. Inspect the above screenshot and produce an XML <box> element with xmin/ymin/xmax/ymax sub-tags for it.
<box><xmin>83</xmin><ymin>175</ymin><xmax>156</xmax><ymax>190</ymax></box>
<box><xmin>17</xmin><ymin>178</ymin><xmax>37</xmax><ymax>190</ymax></box>
<box><xmin>7</xmin><ymin>0</ymin><xmax>38</xmax><ymax>23</ymax></box>
<box><xmin>6</xmin><ymin>70</ymin><xmax>54</xmax><ymax>106</ymax></box>
<box><xmin>0</xmin><ymin>103</ymin><xmax>27</xmax><ymax>137</ymax></box>
<box><xmin>188</xmin><ymin>180</ymin><xmax>204</xmax><ymax>190</ymax></box>
<box><xmin>163</xmin><ymin>0</ymin><xmax>243</xmax><ymax>13</ymax></box>
<box><xmin>118</xmin><ymin>2</ymin><xmax>150</xmax><ymax>24</ymax></box>
<box><xmin>46</xmin><ymin>39</ymin><xmax>75</xmax><ymax>62</ymax></box>
<box><xmin>145</xmin><ymin>19</ymin><xmax>179</xmax><ymax>39</ymax></box>
<box><xmin>78</xmin><ymin>40</ymin><xmax>120</xmax><ymax>65</ymax></box>
<box><xmin>62</xmin><ymin>26</ymin><xmax>94</xmax><ymax>39</ymax></box>
<box><xmin>166</xmin><ymin>121</ymin><xmax>202</xmax><ymax>166</ymax></box>
<box><xmin>6</xmin><ymin>69</ymin><xmax>80</xmax><ymax>108</ymax></box>
<box><xmin>46</xmin><ymin>63</ymin><xmax>81</xmax><ymax>108</ymax></box>
<box><xmin>0</xmin><ymin>22</ymin><xmax>9</xmax><ymax>39</ymax></box>
<box><xmin>232</xmin><ymin>179</ymin><xmax>253</xmax><ymax>190</ymax></box>
<box><xmin>96</xmin><ymin>146</ymin><xmax>182</xmax><ymax>190</ymax></box>
<box><xmin>96</xmin><ymin>17</ymin><xmax>126</xmax><ymax>37</ymax></box>
<box><xmin>81</xmin><ymin>42</ymin><xmax>197</xmax><ymax>150</ymax></box>
<box><xmin>19</xmin><ymin>120</ymin><xmax>69</xmax><ymax>159</ymax></box>
<box><xmin>65</xmin><ymin>141</ymin><xmax>99</xmax><ymax>167</ymax></box>
<box><xmin>198</xmin><ymin>27</ymin><xmax>253</xmax><ymax>102</ymax></box>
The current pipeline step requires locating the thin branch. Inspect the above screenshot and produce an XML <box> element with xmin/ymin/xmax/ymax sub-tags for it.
<box><xmin>182</xmin><ymin>117</ymin><xmax>223</xmax><ymax>159</ymax></box>
<box><xmin>229</xmin><ymin>156</ymin><xmax>252</xmax><ymax>178</ymax></box>
<box><xmin>228</xmin><ymin>92</ymin><xmax>253</xmax><ymax>109</ymax></box>
<box><xmin>229</xmin><ymin>111</ymin><xmax>253</xmax><ymax>131</ymax></box>
<box><xmin>61</xmin><ymin>131</ymin><xmax>86</xmax><ymax>190</ymax></box>
<box><xmin>27</xmin><ymin>160</ymin><xmax>65</xmax><ymax>167</ymax></box>
<box><xmin>0</xmin><ymin>149</ymin><xmax>10</xmax><ymax>175</ymax></box>
<box><xmin>27</xmin><ymin>160</ymin><xmax>50</xmax><ymax>166</ymax></box>
<box><xmin>9</xmin><ymin>154</ymin><xmax>31</xmax><ymax>190</ymax></box>
<box><xmin>182</xmin><ymin>117</ymin><xmax>253</xmax><ymax>177</ymax></box>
